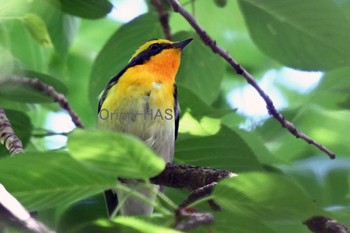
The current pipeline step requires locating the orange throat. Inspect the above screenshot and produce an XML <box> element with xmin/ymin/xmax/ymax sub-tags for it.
<box><xmin>145</xmin><ymin>48</ymin><xmax>181</xmax><ymax>83</ymax></box>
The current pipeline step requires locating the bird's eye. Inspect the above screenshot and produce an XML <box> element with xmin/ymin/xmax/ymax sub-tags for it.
<box><xmin>149</xmin><ymin>43</ymin><xmax>160</xmax><ymax>50</ymax></box>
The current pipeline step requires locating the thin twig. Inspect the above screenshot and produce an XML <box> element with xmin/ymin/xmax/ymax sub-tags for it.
<box><xmin>167</xmin><ymin>0</ymin><xmax>336</xmax><ymax>159</ymax></box>
<box><xmin>150</xmin><ymin>0</ymin><xmax>172</xmax><ymax>40</ymax></box>
<box><xmin>0</xmin><ymin>77</ymin><xmax>84</xmax><ymax>128</ymax></box>
<box><xmin>0</xmin><ymin>108</ymin><xmax>24</xmax><ymax>155</ymax></box>
<box><xmin>304</xmin><ymin>216</ymin><xmax>348</xmax><ymax>233</ymax></box>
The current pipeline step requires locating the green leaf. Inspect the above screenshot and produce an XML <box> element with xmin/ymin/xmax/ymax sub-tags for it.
<box><xmin>22</xmin><ymin>13</ymin><xmax>52</xmax><ymax>47</ymax></box>
<box><xmin>309</xmin><ymin>67</ymin><xmax>350</xmax><ymax>110</ymax></box>
<box><xmin>31</xmin><ymin>0</ymin><xmax>80</xmax><ymax>56</ymax></box>
<box><xmin>282</xmin><ymin>156</ymin><xmax>350</xmax><ymax>208</ymax></box>
<box><xmin>214</xmin><ymin>0</ymin><xmax>228</xmax><ymax>8</ymax></box>
<box><xmin>0</xmin><ymin>151</ymin><xmax>113</xmax><ymax>211</ymax></box>
<box><xmin>0</xmin><ymin>20</ymin><xmax>49</xmax><ymax>71</ymax></box>
<box><xmin>176</xmin><ymin>126</ymin><xmax>262</xmax><ymax>172</ymax></box>
<box><xmin>58</xmin><ymin>216</ymin><xmax>180</xmax><ymax>233</ymax></box>
<box><xmin>67</xmin><ymin>129</ymin><xmax>165</xmax><ymax>179</ymax></box>
<box><xmin>213</xmin><ymin>173</ymin><xmax>322</xmax><ymax>221</ymax></box>
<box><xmin>175</xmin><ymin>87</ymin><xmax>261</xmax><ymax>172</ymax></box>
<box><xmin>56</xmin><ymin>194</ymin><xmax>107</xmax><ymax>233</ymax></box>
<box><xmin>0</xmin><ymin>46</ymin><xmax>15</xmax><ymax>79</ymax></box>
<box><xmin>0</xmin><ymin>109</ymin><xmax>32</xmax><ymax>156</ymax></box>
<box><xmin>178</xmin><ymin>85</ymin><xmax>231</xmax><ymax>121</ymax></box>
<box><xmin>239</xmin><ymin>0</ymin><xmax>350</xmax><ymax>70</ymax></box>
<box><xmin>55</xmin><ymin>0</ymin><xmax>113</xmax><ymax>19</ymax></box>
<box><xmin>113</xmin><ymin>217</ymin><xmax>181</xmax><ymax>233</ymax></box>
<box><xmin>89</xmin><ymin>13</ymin><xmax>163</xmax><ymax>112</ymax></box>
<box><xmin>0</xmin><ymin>71</ymin><xmax>68</xmax><ymax>103</ymax></box>
<box><xmin>174</xmin><ymin>32</ymin><xmax>225</xmax><ymax>105</ymax></box>
<box><xmin>213</xmin><ymin>212</ymin><xmax>278</xmax><ymax>233</ymax></box>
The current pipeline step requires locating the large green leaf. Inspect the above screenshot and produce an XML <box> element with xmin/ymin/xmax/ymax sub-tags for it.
<box><xmin>55</xmin><ymin>0</ymin><xmax>113</xmax><ymax>19</ymax></box>
<box><xmin>213</xmin><ymin>212</ymin><xmax>277</xmax><ymax>233</ymax></box>
<box><xmin>213</xmin><ymin>173</ymin><xmax>322</xmax><ymax>221</ymax></box>
<box><xmin>0</xmin><ymin>151</ymin><xmax>113</xmax><ymax>211</ymax></box>
<box><xmin>89</xmin><ymin>13</ymin><xmax>163</xmax><ymax>111</ymax></box>
<box><xmin>174</xmin><ymin>32</ymin><xmax>225</xmax><ymax>105</ymax></box>
<box><xmin>175</xmin><ymin>126</ymin><xmax>262</xmax><ymax>172</ymax></box>
<box><xmin>239</xmin><ymin>0</ymin><xmax>350</xmax><ymax>71</ymax></box>
<box><xmin>67</xmin><ymin>129</ymin><xmax>165</xmax><ymax>179</ymax></box>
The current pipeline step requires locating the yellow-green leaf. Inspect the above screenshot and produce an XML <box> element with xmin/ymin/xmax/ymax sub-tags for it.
<box><xmin>22</xmin><ymin>13</ymin><xmax>52</xmax><ymax>47</ymax></box>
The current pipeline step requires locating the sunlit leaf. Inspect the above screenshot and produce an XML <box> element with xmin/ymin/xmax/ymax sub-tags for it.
<box><xmin>67</xmin><ymin>129</ymin><xmax>165</xmax><ymax>179</ymax></box>
<box><xmin>0</xmin><ymin>151</ymin><xmax>113</xmax><ymax>211</ymax></box>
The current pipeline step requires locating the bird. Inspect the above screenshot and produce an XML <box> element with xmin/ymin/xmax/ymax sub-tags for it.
<box><xmin>97</xmin><ymin>38</ymin><xmax>192</xmax><ymax>216</ymax></box>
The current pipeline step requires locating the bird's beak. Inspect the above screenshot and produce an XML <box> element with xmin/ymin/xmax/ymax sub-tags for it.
<box><xmin>172</xmin><ymin>38</ymin><xmax>193</xmax><ymax>50</ymax></box>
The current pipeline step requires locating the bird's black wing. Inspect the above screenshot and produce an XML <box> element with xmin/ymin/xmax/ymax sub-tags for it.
<box><xmin>174</xmin><ymin>84</ymin><xmax>180</xmax><ymax>140</ymax></box>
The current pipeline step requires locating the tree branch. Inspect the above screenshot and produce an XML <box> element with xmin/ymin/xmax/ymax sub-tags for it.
<box><xmin>150</xmin><ymin>0</ymin><xmax>172</xmax><ymax>40</ymax></box>
<box><xmin>1</xmin><ymin>77</ymin><xmax>84</xmax><ymax>128</ymax></box>
<box><xmin>167</xmin><ymin>0</ymin><xmax>336</xmax><ymax>159</ymax></box>
<box><xmin>0</xmin><ymin>108</ymin><xmax>24</xmax><ymax>155</ymax></box>
<box><xmin>150</xmin><ymin>163</ymin><xmax>236</xmax><ymax>190</ymax></box>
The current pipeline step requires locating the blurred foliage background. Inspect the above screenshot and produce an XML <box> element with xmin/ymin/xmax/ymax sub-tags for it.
<box><xmin>1</xmin><ymin>0</ymin><xmax>350</xmax><ymax>232</ymax></box>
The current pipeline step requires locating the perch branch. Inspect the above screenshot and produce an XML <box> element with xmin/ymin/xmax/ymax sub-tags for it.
<box><xmin>0</xmin><ymin>108</ymin><xmax>23</xmax><ymax>155</ymax></box>
<box><xmin>150</xmin><ymin>163</ymin><xmax>236</xmax><ymax>190</ymax></box>
<box><xmin>304</xmin><ymin>216</ymin><xmax>348</xmax><ymax>233</ymax></box>
<box><xmin>167</xmin><ymin>0</ymin><xmax>336</xmax><ymax>159</ymax></box>
<box><xmin>150</xmin><ymin>0</ymin><xmax>172</xmax><ymax>40</ymax></box>
<box><xmin>1</xmin><ymin>77</ymin><xmax>83</xmax><ymax>128</ymax></box>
